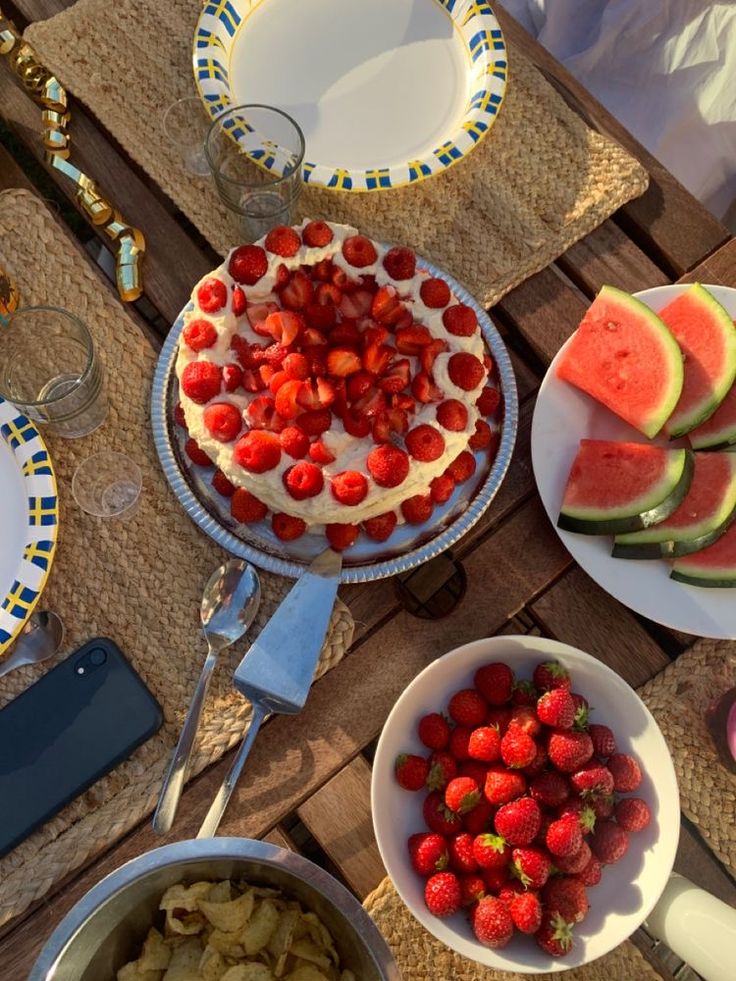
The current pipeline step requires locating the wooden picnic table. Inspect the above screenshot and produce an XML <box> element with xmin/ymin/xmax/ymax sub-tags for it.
<box><xmin>0</xmin><ymin>2</ymin><xmax>735</xmax><ymax>978</ymax></box>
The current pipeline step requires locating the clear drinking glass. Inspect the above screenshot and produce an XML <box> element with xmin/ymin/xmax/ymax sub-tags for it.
<box><xmin>0</xmin><ymin>306</ymin><xmax>107</xmax><ymax>438</ymax></box>
<box><xmin>162</xmin><ymin>96</ymin><xmax>212</xmax><ymax>177</ymax></box>
<box><xmin>205</xmin><ymin>104</ymin><xmax>305</xmax><ymax>241</ymax></box>
<box><xmin>72</xmin><ymin>451</ymin><xmax>142</xmax><ymax>518</ymax></box>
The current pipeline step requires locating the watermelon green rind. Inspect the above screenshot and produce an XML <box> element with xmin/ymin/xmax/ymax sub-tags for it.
<box><xmin>689</xmin><ymin>376</ymin><xmax>736</xmax><ymax>449</ymax></box>
<box><xmin>662</xmin><ymin>284</ymin><xmax>736</xmax><ymax>438</ymax></box>
<box><xmin>670</xmin><ymin>567</ymin><xmax>736</xmax><ymax>587</ymax></box>
<box><xmin>558</xmin><ymin>449</ymin><xmax>694</xmax><ymax>535</ymax></box>
<box><xmin>612</xmin><ymin>453</ymin><xmax>736</xmax><ymax>557</ymax></box>
<box><xmin>670</xmin><ymin>517</ymin><xmax>736</xmax><ymax>587</ymax></box>
<box><xmin>558</xmin><ymin>285</ymin><xmax>684</xmax><ymax>439</ymax></box>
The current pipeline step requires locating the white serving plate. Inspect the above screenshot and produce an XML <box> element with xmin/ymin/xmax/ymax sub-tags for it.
<box><xmin>531</xmin><ymin>284</ymin><xmax>736</xmax><ymax>640</ymax></box>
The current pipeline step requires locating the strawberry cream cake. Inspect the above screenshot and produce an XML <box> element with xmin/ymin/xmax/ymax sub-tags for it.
<box><xmin>174</xmin><ymin>219</ymin><xmax>503</xmax><ymax>551</ymax></box>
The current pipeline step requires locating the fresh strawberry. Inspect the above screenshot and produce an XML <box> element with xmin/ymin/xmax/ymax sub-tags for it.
<box><xmin>331</xmin><ymin>265</ymin><xmax>358</xmax><ymax>292</ymax></box>
<box><xmin>383</xmin><ymin>246</ymin><xmax>416</xmax><ymax>280</ymax></box>
<box><xmin>278</xmin><ymin>270</ymin><xmax>313</xmax><ymax>312</ymax></box>
<box><xmin>184</xmin><ymin>438</ymin><xmax>213</xmax><ymax>467</ymax></box>
<box><xmin>420</xmin><ymin>277</ymin><xmax>451</xmax><ymax>309</ymax></box>
<box><xmin>511</xmin><ymin>847</ymin><xmax>551</xmax><ymax>889</ymax></box>
<box><xmin>363</xmin><ymin>343</ymin><xmax>394</xmax><ymax>376</ymax></box>
<box><xmin>230</xmin><ymin>488</ymin><xmax>267</xmax><ymax>523</ymax></box>
<box><xmin>546</xmin><ymin>814</ymin><xmax>583</xmax><ymax>858</ymax></box>
<box><xmin>445</xmin><ymin>451</ymin><xmax>476</xmax><ymax>483</ymax></box>
<box><xmin>591</xmin><ymin>820</ymin><xmax>629</xmax><ymax>864</ymax></box>
<box><xmin>445</xmin><ymin>777</ymin><xmax>481</xmax><ymax>815</ymax></box>
<box><xmin>530</xmin><ymin>771</ymin><xmax>570</xmax><ymax>809</ymax></box>
<box><xmin>233</xmin><ymin>431</ymin><xmax>281</xmax><ymax>472</ymax></box>
<box><xmin>447</xmin><ymin>832</ymin><xmax>478</xmax><ymax>873</ymax></box>
<box><xmin>378</xmin><ymin>359</ymin><xmax>411</xmax><ymax>394</ymax></box>
<box><xmin>244</xmin><ymin>395</ymin><xmax>276</xmax><ymax>432</ymax></box>
<box><xmin>468</xmin><ymin>419</ymin><xmax>493</xmax><ymax>450</ymax></box>
<box><xmin>203</xmin><ymin>402</ymin><xmax>241</xmax><ymax>442</ymax></box>
<box><xmin>511</xmin><ymin>680</ymin><xmax>538</xmax><ymax>707</ymax></box>
<box><xmin>448</xmin><ymin>352</ymin><xmax>485</xmax><ymax>391</ymax></box>
<box><xmin>574</xmin><ymin>854</ymin><xmax>603</xmax><ymax>887</ymax></box>
<box><xmin>243</xmin><ymin>368</ymin><xmax>268</xmax><ymax>392</ymax></box>
<box><xmin>315</xmin><ymin>283</ymin><xmax>342</xmax><ymax>312</ymax></box>
<box><xmin>434</xmin><ymin>402</ymin><xmax>468</xmax><ymax>436</ymax></box>
<box><xmin>264</xmin><ymin>225</ymin><xmax>301</xmax><ymax>257</ymax></box>
<box><xmin>394</xmin><ymin>753</ymin><xmax>429</xmax><ymax>791</ymax></box>
<box><xmin>469</xmin><ymin>666</ymin><xmax>512</xmax><ymax>709</ymax></box>
<box><xmin>448</xmin><ymin>690</ymin><xmax>487</xmax><ymax>728</ymax></box>
<box><xmin>338</xmin><ymin>288</ymin><xmax>373</xmax><ymax>320</ymax></box>
<box><xmin>466</xmin><ymin>726</ymin><xmax>501</xmax><ymax>763</ymax></box>
<box><xmin>181</xmin><ymin>361</ymin><xmax>222</xmax><ymax>403</ymax></box>
<box><xmin>231</xmin><ymin>285</ymin><xmax>246</xmax><ymax>317</ymax></box>
<box><xmin>367</xmin><ymin>444</ymin><xmax>409</xmax><ymax>487</ymax></box>
<box><xmin>411</xmin><ymin>371</ymin><xmax>444</xmax><ymax>403</ymax></box>
<box><xmin>554</xmin><ymin>840</ymin><xmax>592</xmax><ymax>874</ymax></box>
<box><xmin>424</xmin><ymin>872</ymin><xmax>461</xmax><ymax>918</ymax></box>
<box><xmin>305</xmin><ymin>302</ymin><xmax>338</xmax><ymax>331</ymax></box>
<box><xmin>458</xmin><ymin>761</ymin><xmax>488</xmax><ymax>786</ymax></box>
<box><xmin>222</xmin><ymin>364</ymin><xmax>243</xmax><ymax>392</ymax></box>
<box><xmin>471</xmin><ymin>896</ymin><xmax>513</xmax><ymax>948</ymax></box>
<box><xmin>308</xmin><ymin>440</ymin><xmax>335</xmax><ymax>465</ymax></box>
<box><xmin>500</xmin><ymin>727</ymin><xmax>537</xmax><ymax>770</ymax></box>
<box><xmin>608</xmin><ymin>753</ymin><xmax>642</xmax><ymax>792</ymax></box>
<box><xmin>442</xmin><ymin>303</ymin><xmax>478</xmax><ymax>336</ymax></box>
<box><xmin>484</xmin><ymin>766</ymin><xmax>526</xmax><ymax>805</ymax></box>
<box><xmin>211</xmin><ymin>469</ymin><xmax>235</xmax><ymax>498</ymax></box>
<box><xmin>472</xmin><ymin>833</ymin><xmax>511</xmax><ymax>871</ymax></box>
<box><xmin>326</xmin><ymin>347</ymin><xmax>362</xmax><ymax>377</ymax></box>
<box><xmin>509</xmin><ymin>891</ymin><xmax>542</xmax><ymax>934</ymax></box>
<box><xmin>274</xmin><ymin>262</ymin><xmax>290</xmax><ymax>291</ymax></box>
<box><xmin>372</xmin><ymin>407</ymin><xmax>409</xmax><ymax>444</ymax></box>
<box><xmin>430</xmin><ymin>475</ymin><xmax>455</xmax><ymax>505</ymax></box>
<box><xmin>557</xmin><ymin>799</ymin><xmax>597</xmax><ymax>834</ymax></box>
<box><xmin>448</xmin><ymin>726</ymin><xmax>472</xmax><ymax>761</ymax></box>
<box><xmin>535</xmin><ymin>911</ymin><xmax>574</xmax><ymax>957</ymax></box>
<box><xmin>267</xmin><ymin>310</ymin><xmax>305</xmax><ymax>346</ymax></box>
<box><xmin>273</xmin><ymin>379</ymin><xmax>304</xmax><ymax>420</ymax></box>
<box><xmin>588</xmin><ymin>723</ymin><xmax>617</xmax><ymax>758</ymax></box>
<box><xmin>295</xmin><ymin>408</ymin><xmax>332</xmax><ymax>435</ymax></box>
<box><xmin>246</xmin><ymin>302</ymin><xmax>280</xmax><ymax>336</ymax></box>
<box><xmin>423</xmin><ymin>791</ymin><xmax>462</xmax><ymax>836</ymax></box>
<box><xmin>414</xmin><ymin>714</ymin><xmax>449</xmax><ymax>753</ymax></box>
<box><xmin>494</xmin><ymin>797</ymin><xmax>541</xmax><ymax>846</ymax></box>
<box><xmin>302</xmin><ymin>220</ymin><xmax>333</xmax><ymax>247</ymax></box>
<box><xmin>463</xmin><ymin>798</ymin><xmax>494</xmax><ymax>836</ymax></box>
<box><xmin>408</xmin><ymin>832</ymin><xmax>449</xmax><ymax>876</ymax></box>
<box><xmin>278</xmin><ymin>426</ymin><xmax>310</xmax><ymax>459</ymax></box>
<box><xmin>361</xmin><ymin>511</ymin><xmax>398</xmax><ymax>542</ymax></box>
<box><xmin>174</xmin><ymin>402</ymin><xmax>188</xmax><ymax>430</ymax></box>
<box><xmin>508</xmin><ymin>705</ymin><xmax>542</xmax><ymax>738</ymax></box>
<box><xmin>404</xmin><ymin>424</ymin><xmax>445</xmax><ymax>463</ymax></box>
<box><xmin>228</xmin><ymin>244</ymin><xmax>267</xmax><ymax>285</ymax></box>
<box><xmin>476</xmin><ymin>385</ymin><xmax>501</xmax><ymax>416</ymax></box>
<box><xmin>271</xmin><ymin>513</ymin><xmax>307</xmax><ymax>541</ymax></box>
<box><xmin>283</xmin><ymin>461</ymin><xmax>323</xmax><ymax>500</ymax></box>
<box><xmin>614</xmin><ymin>797</ymin><xmax>651</xmax><ymax>832</ymax></box>
<box><xmin>341</xmin><ymin>235</ymin><xmax>377</xmax><ymax>268</ymax></box>
<box><xmin>533</xmin><ymin>660</ymin><xmax>572</xmax><ymax>692</ymax></box>
<box><xmin>427</xmin><ymin>750</ymin><xmax>457</xmax><ymax>790</ymax></box>
<box><xmin>537</xmin><ymin>689</ymin><xmax>575</xmax><ymax>729</ymax></box>
<box><xmin>395</xmin><ymin>323</ymin><xmax>433</xmax><ymax>354</ymax></box>
<box><xmin>420</xmin><ymin>338</ymin><xmax>449</xmax><ymax>375</ymax></box>
<box><xmin>523</xmin><ymin>743</ymin><xmax>549</xmax><ymax>779</ymax></box>
<box><xmin>370</xmin><ymin>284</ymin><xmax>404</xmax><ymax>325</ymax></box>
<box><xmin>459</xmin><ymin>874</ymin><xmax>486</xmax><ymax>906</ymax></box>
<box><xmin>590</xmin><ymin>794</ymin><xmax>615</xmax><ymax>822</ymax></box>
<box><xmin>570</xmin><ymin>761</ymin><xmax>615</xmax><ymax>797</ymax></box>
<box><xmin>548</xmin><ymin>730</ymin><xmax>594</xmax><ymax>773</ymax></box>
<box><xmin>481</xmin><ymin>866</ymin><xmax>510</xmax><ymax>894</ymax></box>
<box><xmin>324</xmin><ymin>471</ymin><xmax>366</xmax><ymax>508</ymax></box>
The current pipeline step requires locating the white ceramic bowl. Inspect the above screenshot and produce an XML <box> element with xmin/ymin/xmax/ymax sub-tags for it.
<box><xmin>371</xmin><ymin>635</ymin><xmax>680</xmax><ymax>973</ymax></box>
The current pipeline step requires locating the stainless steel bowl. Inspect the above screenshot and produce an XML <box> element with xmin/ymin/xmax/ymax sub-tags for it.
<box><xmin>29</xmin><ymin>838</ymin><xmax>400</xmax><ymax>980</ymax></box>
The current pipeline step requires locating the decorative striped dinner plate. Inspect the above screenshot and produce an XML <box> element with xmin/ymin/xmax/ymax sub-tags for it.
<box><xmin>193</xmin><ymin>0</ymin><xmax>508</xmax><ymax>192</ymax></box>
<box><xmin>0</xmin><ymin>398</ymin><xmax>58</xmax><ymax>657</ymax></box>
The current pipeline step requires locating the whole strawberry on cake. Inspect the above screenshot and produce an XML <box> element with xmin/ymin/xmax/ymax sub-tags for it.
<box><xmin>175</xmin><ymin>219</ymin><xmax>503</xmax><ymax>550</ymax></box>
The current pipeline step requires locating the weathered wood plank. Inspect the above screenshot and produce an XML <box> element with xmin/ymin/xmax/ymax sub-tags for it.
<box><xmin>677</xmin><ymin>238</ymin><xmax>736</xmax><ymax>288</ymax></box>
<box><xmin>298</xmin><ymin>757</ymin><xmax>385</xmax><ymax>900</ymax></box>
<box><xmin>0</xmin><ymin>141</ymin><xmax>34</xmax><ymax>192</ymax></box>
<box><xmin>263</xmin><ymin>825</ymin><xmax>298</xmax><ymax>853</ymax></box>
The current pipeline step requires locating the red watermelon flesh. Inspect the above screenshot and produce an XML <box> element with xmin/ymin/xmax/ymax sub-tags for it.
<box><xmin>660</xmin><ymin>285</ymin><xmax>736</xmax><ymax>438</ymax></box>
<box><xmin>689</xmin><ymin>324</ymin><xmax>736</xmax><ymax>448</ymax></box>
<box><xmin>671</xmin><ymin>518</ymin><xmax>736</xmax><ymax>586</ymax></box>
<box><xmin>557</xmin><ymin>285</ymin><xmax>683</xmax><ymax>439</ymax></box>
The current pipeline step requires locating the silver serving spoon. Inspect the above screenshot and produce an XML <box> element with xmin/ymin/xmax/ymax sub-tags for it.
<box><xmin>153</xmin><ymin>559</ymin><xmax>261</xmax><ymax>835</ymax></box>
<box><xmin>0</xmin><ymin>611</ymin><xmax>64</xmax><ymax>679</ymax></box>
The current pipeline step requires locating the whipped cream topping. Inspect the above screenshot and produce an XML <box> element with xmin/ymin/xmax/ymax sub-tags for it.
<box><xmin>176</xmin><ymin>220</ymin><xmax>488</xmax><ymax>527</ymax></box>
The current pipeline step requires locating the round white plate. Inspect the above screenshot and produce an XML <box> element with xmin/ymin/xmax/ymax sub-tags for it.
<box><xmin>0</xmin><ymin>397</ymin><xmax>58</xmax><ymax>657</ymax></box>
<box><xmin>532</xmin><ymin>283</ymin><xmax>736</xmax><ymax>640</ymax></box>
<box><xmin>371</xmin><ymin>635</ymin><xmax>680</xmax><ymax>972</ymax></box>
<box><xmin>193</xmin><ymin>0</ymin><xmax>507</xmax><ymax>191</ymax></box>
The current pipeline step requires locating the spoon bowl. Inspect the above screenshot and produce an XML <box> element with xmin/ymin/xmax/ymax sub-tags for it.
<box><xmin>0</xmin><ymin>610</ymin><xmax>64</xmax><ymax>680</ymax></box>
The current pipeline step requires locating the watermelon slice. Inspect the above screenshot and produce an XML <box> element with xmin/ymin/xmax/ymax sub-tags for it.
<box><xmin>556</xmin><ymin>285</ymin><xmax>683</xmax><ymax>439</ymax></box>
<box><xmin>558</xmin><ymin>439</ymin><xmax>694</xmax><ymax>535</ymax></box>
<box><xmin>612</xmin><ymin>452</ymin><xmax>736</xmax><ymax>558</ymax></box>
<box><xmin>660</xmin><ymin>284</ymin><xmax>736</xmax><ymax>438</ymax></box>
<box><xmin>689</xmin><ymin>361</ymin><xmax>736</xmax><ymax>449</ymax></box>
<box><xmin>671</xmin><ymin>519</ymin><xmax>736</xmax><ymax>587</ymax></box>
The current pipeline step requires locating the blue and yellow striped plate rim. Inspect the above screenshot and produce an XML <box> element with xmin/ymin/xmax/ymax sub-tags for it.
<box><xmin>193</xmin><ymin>0</ymin><xmax>508</xmax><ymax>192</ymax></box>
<box><xmin>0</xmin><ymin>397</ymin><xmax>59</xmax><ymax>657</ymax></box>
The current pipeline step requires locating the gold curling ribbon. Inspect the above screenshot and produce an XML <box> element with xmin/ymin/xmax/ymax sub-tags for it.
<box><xmin>0</xmin><ymin>9</ymin><xmax>145</xmax><ymax>301</ymax></box>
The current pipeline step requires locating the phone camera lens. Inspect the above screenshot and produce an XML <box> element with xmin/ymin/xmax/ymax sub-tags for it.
<box><xmin>89</xmin><ymin>648</ymin><xmax>107</xmax><ymax>666</ymax></box>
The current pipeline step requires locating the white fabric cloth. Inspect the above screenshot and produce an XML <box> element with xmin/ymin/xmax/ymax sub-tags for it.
<box><xmin>501</xmin><ymin>1</ymin><xmax>736</xmax><ymax>227</ymax></box>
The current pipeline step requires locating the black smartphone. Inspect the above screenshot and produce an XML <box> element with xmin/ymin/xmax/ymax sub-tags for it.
<box><xmin>0</xmin><ymin>637</ymin><xmax>163</xmax><ymax>857</ymax></box>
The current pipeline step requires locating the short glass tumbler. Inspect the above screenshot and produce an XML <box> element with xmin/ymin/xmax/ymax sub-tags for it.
<box><xmin>205</xmin><ymin>104</ymin><xmax>305</xmax><ymax>242</ymax></box>
<box><xmin>0</xmin><ymin>306</ymin><xmax>107</xmax><ymax>438</ymax></box>
<box><xmin>162</xmin><ymin>96</ymin><xmax>212</xmax><ymax>177</ymax></box>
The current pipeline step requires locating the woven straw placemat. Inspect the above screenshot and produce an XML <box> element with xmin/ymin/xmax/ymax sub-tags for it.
<box><xmin>0</xmin><ymin>189</ymin><xmax>353</xmax><ymax>927</ymax></box>
<box><xmin>639</xmin><ymin>639</ymin><xmax>736</xmax><ymax>875</ymax></box>
<box><xmin>363</xmin><ymin>878</ymin><xmax>661</xmax><ymax>981</ymax></box>
<box><xmin>25</xmin><ymin>0</ymin><xmax>648</xmax><ymax>307</ymax></box>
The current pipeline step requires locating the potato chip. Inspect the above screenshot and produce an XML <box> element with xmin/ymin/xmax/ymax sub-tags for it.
<box><xmin>300</xmin><ymin>915</ymin><xmax>337</xmax><ymax>961</ymax></box>
<box><xmin>163</xmin><ymin>936</ymin><xmax>204</xmax><ymax>980</ymax></box>
<box><xmin>266</xmin><ymin>908</ymin><xmax>299</xmax><ymax>961</ymax></box>
<box><xmin>198</xmin><ymin>890</ymin><xmax>255</xmax><ymax>932</ymax></box>
<box><xmin>139</xmin><ymin>927</ymin><xmax>172</xmax><ymax>971</ymax></box>
<box><xmin>206</xmin><ymin>880</ymin><xmax>233</xmax><ymax>904</ymax></box>
<box><xmin>165</xmin><ymin>908</ymin><xmax>206</xmax><ymax>937</ymax></box>
<box><xmin>241</xmin><ymin>899</ymin><xmax>280</xmax><ymax>955</ymax></box>
<box><xmin>208</xmin><ymin>927</ymin><xmax>246</xmax><ymax>959</ymax></box>
<box><xmin>285</xmin><ymin>966</ymin><xmax>330</xmax><ymax>981</ymax></box>
<box><xmin>221</xmin><ymin>965</ymin><xmax>274</xmax><ymax>981</ymax></box>
<box><xmin>199</xmin><ymin>944</ymin><xmax>229</xmax><ymax>981</ymax></box>
<box><xmin>339</xmin><ymin>972</ymin><xmax>355</xmax><ymax>981</ymax></box>
<box><xmin>160</xmin><ymin>882</ymin><xmax>214</xmax><ymax>912</ymax></box>
<box><xmin>116</xmin><ymin>962</ymin><xmax>162</xmax><ymax>981</ymax></box>
<box><xmin>289</xmin><ymin>940</ymin><xmax>331</xmax><ymax>971</ymax></box>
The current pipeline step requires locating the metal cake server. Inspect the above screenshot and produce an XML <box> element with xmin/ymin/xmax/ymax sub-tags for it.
<box><xmin>153</xmin><ymin>559</ymin><xmax>261</xmax><ymax>835</ymax></box>
<box><xmin>197</xmin><ymin>547</ymin><xmax>342</xmax><ymax>838</ymax></box>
